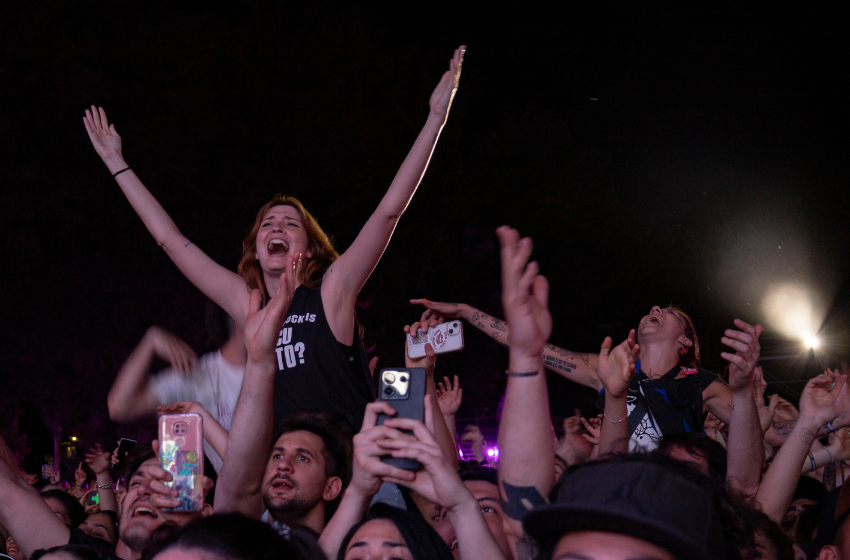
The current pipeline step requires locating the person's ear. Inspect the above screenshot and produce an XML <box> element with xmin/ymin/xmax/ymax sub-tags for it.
<box><xmin>818</xmin><ymin>545</ymin><xmax>839</xmax><ymax>560</ymax></box>
<box><xmin>677</xmin><ymin>336</ymin><xmax>693</xmax><ymax>348</ymax></box>
<box><xmin>324</xmin><ymin>477</ymin><xmax>343</xmax><ymax>501</ymax></box>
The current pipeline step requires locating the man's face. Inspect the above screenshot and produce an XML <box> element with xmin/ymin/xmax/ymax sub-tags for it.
<box><xmin>436</xmin><ymin>480</ymin><xmax>512</xmax><ymax>560</ymax></box>
<box><xmin>553</xmin><ymin>530</ymin><xmax>677</xmax><ymax>560</ymax></box>
<box><xmin>262</xmin><ymin>430</ymin><xmax>333</xmax><ymax>522</ymax></box>
<box><xmin>119</xmin><ymin>458</ymin><xmax>201</xmax><ymax>551</ymax></box>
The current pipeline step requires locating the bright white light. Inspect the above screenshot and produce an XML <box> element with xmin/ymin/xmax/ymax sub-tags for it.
<box><xmin>487</xmin><ymin>448</ymin><xmax>495</xmax><ymax>457</ymax></box>
<box><xmin>803</xmin><ymin>334</ymin><xmax>820</xmax><ymax>349</ymax></box>
<box><xmin>763</xmin><ymin>284</ymin><xmax>822</xmax><ymax>341</ymax></box>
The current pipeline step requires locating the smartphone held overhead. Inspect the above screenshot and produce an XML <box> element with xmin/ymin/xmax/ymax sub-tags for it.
<box><xmin>376</xmin><ymin>367</ymin><xmax>426</xmax><ymax>471</ymax></box>
<box><xmin>407</xmin><ymin>321</ymin><xmax>464</xmax><ymax>358</ymax></box>
<box><xmin>158</xmin><ymin>413</ymin><xmax>204</xmax><ymax>512</ymax></box>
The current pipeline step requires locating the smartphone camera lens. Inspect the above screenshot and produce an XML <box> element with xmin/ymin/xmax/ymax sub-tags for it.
<box><xmin>400</xmin><ymin>375</ymin><xmax>408</xmax><ymax>383</ymax></box>
<box><xmin>384</xmin><ymin>387</ymin><xmax>394</xmax><ymax>396</ymax></box>
<box><xmin>383</xmin><ymin>372</ymin><xmax>396</xmax><ymax>384</ymax></box>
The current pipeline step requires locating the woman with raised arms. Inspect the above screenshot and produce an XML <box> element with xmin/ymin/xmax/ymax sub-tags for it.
<box><xmin>84</xmin><ymin>46</ymin><xmax>465</xmax><ymax>431</ymax></box>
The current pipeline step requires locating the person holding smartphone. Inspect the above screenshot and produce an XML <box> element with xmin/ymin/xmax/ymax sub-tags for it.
<box><xmin>84</xmin><ymin>45</ymin><xmax>465</xmax><ymax>434</ymax></box>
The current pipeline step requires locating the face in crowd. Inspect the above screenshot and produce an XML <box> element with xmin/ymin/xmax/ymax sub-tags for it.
<box><xmin>262</xmin><ymin>430</ymin><xmax>341</xmax><ymax>521</ymax></box>
<box><xmin>435</xmin><ymin>480</ymin><xmax>513</xmax><ymax>560</ymax></box>
<box><xmin>118</xmin><ymin>458</ymin><xmax>201</xmax><ymax>552</ymax></box>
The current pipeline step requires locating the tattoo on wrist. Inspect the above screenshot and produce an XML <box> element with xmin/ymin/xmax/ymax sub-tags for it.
<box><xmin>801</xmin><ymin>429</ymin><xmax>815</xmax><ymax>444</ymax></box>
<box><xmin>500</xmin><ymin>482</ymin><xmax>547</xmax><ymax>520</ymax></box>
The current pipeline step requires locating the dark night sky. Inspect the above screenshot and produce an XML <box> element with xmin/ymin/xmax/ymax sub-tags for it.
<box><xmin>1</xmin><ymin>4</ymin><xmax>848</xmax><ymax>466</ymax></box>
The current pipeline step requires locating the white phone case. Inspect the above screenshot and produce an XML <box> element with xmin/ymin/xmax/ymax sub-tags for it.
<box><xmin>407</xmin><ymin>321</ymin><xmax>465</xmax><ymax>358</ymax></box>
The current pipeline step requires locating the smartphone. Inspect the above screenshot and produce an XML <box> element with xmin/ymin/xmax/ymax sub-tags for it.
<box><xmin>376</xmin><ymin>367</ymin><xmax>426</xmax><ymax>471</ymax></box>
<box><xmin>407</xmin><ymin>321</ymin><xmax>464</xmax><ymax>359</ymax></box>
<box><xmin>158</xmin><ymin>413</ymin><xmax>204</xmax><ymax>512</ymax></box>
<box><xmin>84</xmin><ymin>490</ymin><xmax>99</xmax><ymax>507</ymax></box>
<box><xmin>41</xmin><ymin>464</ymin><xmax>51</xmax><ymax>480</ymax></box>
<box><xmin>115</xmin><ymin>438</ymin><xmax>137</xmax><ymax>471</ymax></box>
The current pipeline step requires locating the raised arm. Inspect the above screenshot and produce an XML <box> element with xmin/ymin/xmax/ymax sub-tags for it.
<box><xmin>0</xmin><ymin>436</ymin><xmax>70</xmax><ymax>557</ymax></box>
<box><xmin>379</xmin><ymin>399</ymin><xmax>509</xmax><ymax>560</ymax></box>
<box><xmin>321</xmin><ymin>47</ymin><xmax>464</xmax><ymax>343</ymax></box>
<box><xmin>84</xmin><ymin>445</ymin><xmax>118</xmax><ymax>513</ymax></box>
<box><xmin>107</xmin><ymin>326</ymin><xmax>196</xmax><ymax>422</ymax></box>
<box><xmin>83</xmin><ymin>107</ymin><xmax>249</xmax><ymax>325</ymax></box>
<box><xmin>435</xmin><ymin>375</ymin><xmax>462</xmax><ymax>452</ymax></box>
<box><xmin>494</xmin><ymin>226</ymin><xmax>555</xmax><ymax>546</ymax></box>
<box><xmin>403</xmin><ymin>320</ymin><xmax>460</xmax><ymax>469</ymax></box>
<box><xmin>595</xmin><ymin>331</ymin><xmax>639</xmax><ymax>457</ymax></box>
<box><xmin>214</xmin><ymin>255</ymin><xmax>298</xmax><ymax>516</ymax></box>
<box><xmin>722</xmin><ymin>319</ymin><xmax>765</xmax><ymax>497</ymax></box>
<box><xmin>756</xmin><ymin>371</ymin><xmax>849</xmax><ymax>522</ymax></box>
<box><xmin>413</xmin><ymin>299</ymin><xmax>601</xmax><ymax>390</ymax></box>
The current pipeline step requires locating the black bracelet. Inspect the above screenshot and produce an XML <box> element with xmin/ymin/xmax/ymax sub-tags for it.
<box><xmin>112</xmin><ymin>166</ymin><xmax>131</xmax><ymax>178</ymax></box>
<box><xmin>505</xmin><ymin>370</ymin><xmax>539</xmax><ymax>377</ymax></box>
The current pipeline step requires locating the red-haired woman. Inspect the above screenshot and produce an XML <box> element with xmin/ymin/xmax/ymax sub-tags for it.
<box><xmin>84</xmin><ymin>46</ymin><xmax>465</xmax><ymax>431</ymax></box>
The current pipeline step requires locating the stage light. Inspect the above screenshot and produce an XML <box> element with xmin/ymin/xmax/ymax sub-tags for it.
<box><xmin>71</xmin><ymin>436</ymin><xmax>77</xmax><ymax>441</ymax></box>
<box><xmin>803</xmin><ymin>334</ymin><xmax>820</xmax><ymax>349</ymax></box>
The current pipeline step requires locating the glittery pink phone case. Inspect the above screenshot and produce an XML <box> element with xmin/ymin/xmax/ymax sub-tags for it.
<box><xmin>158</xmin><ymin>413</ymin><xmax>204</xmax><ymax>512</ymax></box>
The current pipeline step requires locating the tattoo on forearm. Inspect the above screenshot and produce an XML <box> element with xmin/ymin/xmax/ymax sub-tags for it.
<box><xmin>480</xmin><ymin>313</ymin><xmax>489</xmax><ymax>320</ymax></box>
<box><xmin>730</xmin><ymin>403</ymin><xmax>735</xmax><ymax>412</ymax></box>
<box><xmin>490</xmin><ymin>320</ymin><xmax>506</xmax><ymax>332</ymax></box>
<box><xmin>500</xmin><ymin>482</ymin><xmax>547</xmax><ymax>520</ymax></box>
<box><xmin>184</xmin><ymin>240</ymin><xmax>193</xmax><ymax>248</ymax></box>
<box><xmin>471</xmin><ymin>311</ymin><xmax>480</xmax><ymax>322</ymax></box>
<box><xmin>544</xmin><ymin>355</ymin><xmax>577</xmax><ymax>375</ymax></box>
<box><xmin>801</xmin><ymin>429</ymin><xmax>814</xmax><ymax>444</ymax></box>
<box><xmin>545</xmin><ymin>344</ymin><xmax>590</xmax><ymax>366</ymax></box>
<box><xmin>771</xmin><ymin>420</ymin><xmax>795</xmax><ymax>436</ymax></box>
<box><xmin>492</xmin><ymin>332</ymin><xmax>498</xmax><ymax>340</ymax></box>
<box><xmin>477</xmin><ymin>322</ymin><xmax>485</xmax><ymax>329</ymax></box>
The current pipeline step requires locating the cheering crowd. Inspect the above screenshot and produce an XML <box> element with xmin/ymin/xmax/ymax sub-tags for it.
<box><xmin>2</xmin><ymin>45</ymin><xmax>850</xmax><ymax>560</ymax></box>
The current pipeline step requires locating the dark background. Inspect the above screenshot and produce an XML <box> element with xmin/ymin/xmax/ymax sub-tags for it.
<box><xmin>1</xmin><ymin>4</ymin><xmax>848</xmax><ymax>475</ymax></box>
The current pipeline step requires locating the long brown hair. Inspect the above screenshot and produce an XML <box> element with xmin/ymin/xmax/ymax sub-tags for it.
<box><xmin>238</xmin><ymin>195</ymin><xmax>338</xmax><ymax>298</ymax></box>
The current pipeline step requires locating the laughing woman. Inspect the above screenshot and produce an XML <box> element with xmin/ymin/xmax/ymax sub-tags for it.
<box><xmin>84</xmin><ymin>46</ymin><xmax>465</xmax><ymax>431</ymax></box>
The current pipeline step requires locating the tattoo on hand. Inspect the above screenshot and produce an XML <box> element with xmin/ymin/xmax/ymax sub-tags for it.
<box><xmin>545</xmin><ymin>344</ymin><xmax>590</xmax><ymax>366</ymax></box>
<box><xmin>801</xmin><ymin>429</ymin><xmax>814</xmax><ymax>444</ymax></box>
<box><xmin>490</xmin><ymin>320</ymin><xmax>506</xmax><ymax>332</ymax></box>
<box><xmin>771</xmin><ymin>420</ymin><xmax>795</xmax><ymax>436</ymax></box>
<box><xmin>500</xmin><ymin>482</ymin><xmax>547</xmax><ymax>520</ymax></box>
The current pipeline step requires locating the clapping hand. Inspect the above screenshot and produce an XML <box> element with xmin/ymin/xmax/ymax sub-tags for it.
<box><xmin>722</xmin><ymin>319</ymin><xmax>763</xmax><ymax>392</ymax></box>
<box><xmin>596</xmin><ymin>330</ymin><xmax>639</xmax><ymax>399</ymax></box>
<box><xmin>85</xmin><ymin>444</ymin><xmax>112</xmax><ymax>476</ymax></box>
<box><xmin>429</xmin><ymin>46</ymin><xmax>465</xmax><ymax>121</ymax></box>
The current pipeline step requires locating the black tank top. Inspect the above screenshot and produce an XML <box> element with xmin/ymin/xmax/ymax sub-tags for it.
<box><xmin>271</xmin><ymin>283</ymin><xmax>374</xmax><ymax>433</ymax></box>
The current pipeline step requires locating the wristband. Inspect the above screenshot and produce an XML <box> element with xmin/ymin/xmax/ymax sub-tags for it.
<box><xmin>112</xmin><ymin>166</ymin><xmax>131</xmax><ymax>178</ymax></box>
<box><xmin>94</xmin><ymin>481</ymin><xmax>113</xmax><ymax>489</ymax></box>
<box><xmin>808</xmin><ymin>452</ymin><xmax>817</xmax><ymax>472</ymax></box>
<box><xmin>603</xmin><ymin>411</ymin><xmax>629</xmax><ymax>424</ymax></box>
<box><xmin>505</xmin><ymin>370</ymin><xmax>539</xmax><ymax>377</ymax></box>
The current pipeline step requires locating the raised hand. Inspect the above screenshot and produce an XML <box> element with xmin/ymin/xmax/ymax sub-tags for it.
<box><xmin>581</xmin><ymin>416</ymin><xmax>602</xmax><ymax>446</ymax></box>
<box><xmin>827</xmin><ymin>428</ymin><xmax>850</xmax><ymax>462</ymax></box>
<box><xmin>436</xmin><ymin>375</ymin><xmax>462</xmax><ymax>416</ymax></box>
<box><xmin>403</xmin><ymin>320</ymin><xmax>438</xmax><ymax>376</ymax></box>
<box><xmin>74</xmin><ymin>462</ymin><xmax>87</xmax><ymax>487</ymax></box>
<box><xmin>429</xmin><ymin>46</ymin><xmax>465</xmax><ymax>121</ymax></box>
<box><xmin>799</xmin><ymin>370</ymin><xmax>850</xmax><ymax>430</ymax></box>
<box><xmin>157</xmin><ymin>401</ymin><xmax>203</xmax><ymax>416</ymax></box>
<box><xmin>722</xmin><ymin>319</ymin><xmax>763</xmax><ymax>392</ymax></box>
<box><xmin>146</xmin><ymin>440</ymin><xmax>214</xmax><ymax>510</ymax></box>
<box><xmin>144</xmin><ymin>327</ymin><xmax>198</xmax><ymax>373</ymax></box>
<box><xmin>596</xmin><ymin>330</ymin><xmax>639</xmax><ymax>399</ymax></box>
<box><xmin>348</xmin><ymin>402</ymin><xmax>415</xmax><ymax>498</ymax></box>
<box><xmin>83</xmin><ymin>106</ymin><xmax>123</xmax><ymax>163</ymax></box>
<box><xmin>85</xmin><ymin>445</ymin><xmax>112</xmax><ymax>476</ymax></box>
<box><xmin>497</xmin><ymin>226</ymin><xmax>551</xmax><ymax>365</ymax></box>
<box><xmin>244</xmin><ymin>253</ymin><xmax>300</xmax><ymax>366</ymax></box>
<box><xmin>377</xmin><ymin>397</ymin><xmax>470</xmax><ymax>512</ymax></box>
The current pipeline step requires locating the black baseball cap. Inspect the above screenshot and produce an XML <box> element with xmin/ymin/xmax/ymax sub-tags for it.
<box><xmin>523</xmin><ymin>456</ymin><xmax>727</xmax><ymax>560</ymax></box>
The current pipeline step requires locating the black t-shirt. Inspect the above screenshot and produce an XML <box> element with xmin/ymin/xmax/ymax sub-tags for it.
<box><xmin>271</xmin><ymin>284</ymin><xmax>374</xmax><ymax>433</ymax></box>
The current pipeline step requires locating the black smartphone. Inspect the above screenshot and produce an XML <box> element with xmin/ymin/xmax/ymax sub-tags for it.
<box><xmin>377</xmin><ymin>367</ymin><xmax>426</xmax><ymax>471</ymax></box>
<box><xmin>115</xmin><ymin>438</ymin><xmax>137</xmax><ymax>471</ymax></box>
